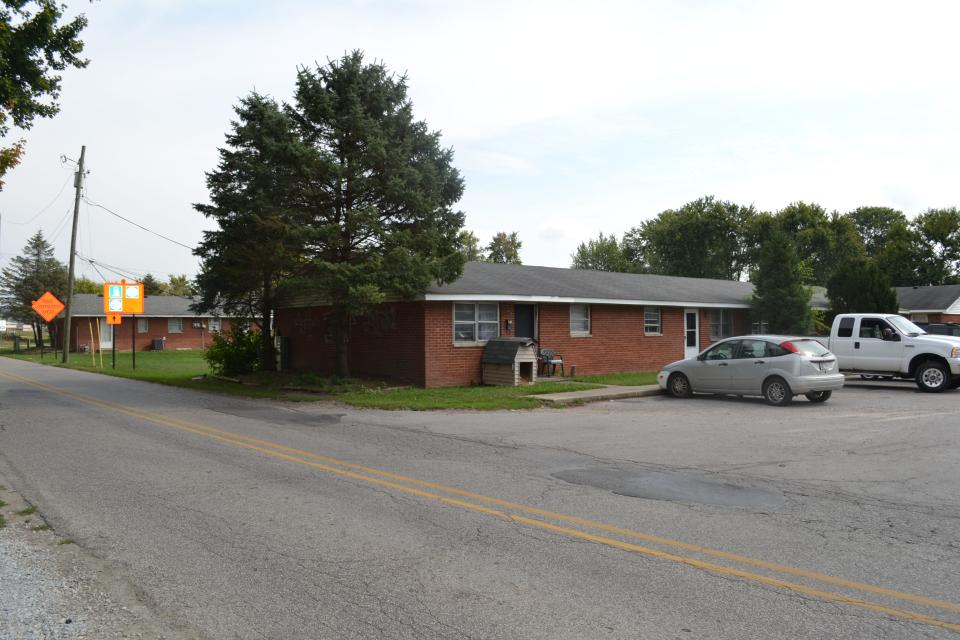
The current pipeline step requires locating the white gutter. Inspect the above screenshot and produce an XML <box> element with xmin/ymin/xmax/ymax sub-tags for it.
<box><xmin>422</xmin><ymin>293</ymin><xmax>751</xmax><ymax>309</ymax></box>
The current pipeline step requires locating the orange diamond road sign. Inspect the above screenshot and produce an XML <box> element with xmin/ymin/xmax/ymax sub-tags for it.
<box><xmin>106</xmin><ymin>313</ymin><xmax>122</xmax><ymax>325</ymax></box>
<box><xmin>103</xmin><ymin>281</ymin><xmax>144</xmax><ymax>315</ymax></box>
<box><xmin>32</xmin><ymin>291</ymin><xmax>65</xmax><ymax>323</ymax></box>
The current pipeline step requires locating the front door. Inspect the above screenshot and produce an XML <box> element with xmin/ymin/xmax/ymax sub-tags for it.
<box><xmin>99</xmin><ymin>318</ymin><xmax>113</xmax><ymax>350</ymax></box>
<box><xmin>515</xmin><ymin>304</ymin><xmax>537</xmax><ymax>339</ymax></box>
<box><xmin>684</xmin><ymin>309</ymin><xmax>699</xmax><ymax>359</ymax></box>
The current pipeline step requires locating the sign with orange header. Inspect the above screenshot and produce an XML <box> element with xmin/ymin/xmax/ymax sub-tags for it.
<box><xmin>103</xmin><ymin>281</ymin><xmax>144</xmax><ymax>315</ymax></box>
<box><xmin>32</xmin><ymin>291</ymin><xmax>65</xmax><ymax>322</ymax></box>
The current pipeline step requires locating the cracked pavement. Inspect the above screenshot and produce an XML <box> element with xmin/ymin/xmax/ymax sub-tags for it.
<box><xmin>0</xmin><ymin>358</ymin><xmax>958</xmax><ymax>639</ymax></box>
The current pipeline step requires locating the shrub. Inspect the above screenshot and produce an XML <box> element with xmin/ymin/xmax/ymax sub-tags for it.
<box><xmin>204</xmin><ymin>324</ymin><xmax>261</xmax><ymax>376</ymax></box>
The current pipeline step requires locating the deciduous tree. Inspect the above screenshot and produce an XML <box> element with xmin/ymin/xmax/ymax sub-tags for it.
<box><xmin>571</xmin><ymin>232</ymin><xmax>632</xmax><ymax>272</ymax></box>
<box><xmin>912</xmin><ymin>207</ymin><xmax>960</xmax><ymax>285</ymax></box>
<box><xmin>165</xmin><ymin>274</ymin><xmax>195</xmax><ymax>297</ymax></box>
<box><xmin>625</xmin><ymin>196</ymin><xmax>754</xmax><ymax>280</ymax></box>
<box><xmin>485</xmin><ymin>231</ymin><xmax>522</xmax><ymax>264</ymax></box>
<box><xmin>847</xmin><ymin>206</ymin><xmax>907</xmax><ymax>257</ymax></box>
<box><xmin>0</xmin><ymin>0</ymin><xmax>89</xmax><ymax>188</ymax></box>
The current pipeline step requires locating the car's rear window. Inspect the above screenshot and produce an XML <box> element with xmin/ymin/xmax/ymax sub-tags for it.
<box><xmin>790</xmin><ymin>339</ymin><xmax>831</xmax><ymax>357</ymax></box>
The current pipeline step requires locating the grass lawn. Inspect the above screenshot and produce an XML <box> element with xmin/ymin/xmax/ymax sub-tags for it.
<box><xmin>0</xmin><ymin>350</ymin><xmax>602</xmax><ymax>410</ymax></box>
<box><xmin>336</xmin><ymin>381</ymin><xmax>602</xmax><ymax>411</ymax></box>
<box><xmin>572</xmin><ymin>370</ymin><xmax>659</xmax><ymax>386</ymax></box>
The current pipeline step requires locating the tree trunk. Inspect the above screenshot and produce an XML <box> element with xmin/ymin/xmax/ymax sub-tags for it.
<box><xmin>259</xmin><ymin>277</ymin><xmax>276</xmax><ymax>372</ymax></box>
<box><xmin>333</xmin><ymin>306</ymin><xmax>351</xmax><ymax>378</ymax></box>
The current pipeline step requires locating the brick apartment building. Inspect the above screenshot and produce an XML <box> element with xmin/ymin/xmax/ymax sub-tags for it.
<box><xmin>55</xmin><ymin>294</ymin><xmax>233</xmax><ymax>352</ymax></box>
<box><xmin>275</xmin><ymin>262</ymin><xmax>789</xmax><ymax>387</ymax></box>
<box><xmin>896</xmin><ymin>284</ymin><xmax>960</xmax><ymax>323</ymax></box>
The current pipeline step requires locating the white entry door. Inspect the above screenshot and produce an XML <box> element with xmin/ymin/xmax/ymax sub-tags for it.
<box><xmin>684</xmin><ymin>309</ymin><xmax>700</xmax><ymax>359</ymax></box>
<box><xmin>99</xmin><ymin>318</ymin><xmax>113</xmax><ymax>350</ymax></box>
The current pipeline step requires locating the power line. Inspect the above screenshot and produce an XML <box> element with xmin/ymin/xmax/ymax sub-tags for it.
<box><xmin>75</xmin><ymin>253</ymin><xmax>141</xmax><ymax>281</ymax></box>
<box><xmin>83</xmin><ymin>198</ymin><xmax>195</xmax><ymax>251</ymax></box>
<box><xmin>6</xmin><ymin>174</ymin><xmax>73</xmax><ymax>225</ymax></box>
<box><xmin>47</xmin><ymin>206</ymin><xmax>75</xmax><ymax>243</ymax></box>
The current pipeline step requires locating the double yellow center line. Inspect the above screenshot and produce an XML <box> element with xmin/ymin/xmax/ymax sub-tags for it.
<box><xmin>2</xmin><ymin>369</ymin><xmax>958</xmax><ymax>633</ymax></box>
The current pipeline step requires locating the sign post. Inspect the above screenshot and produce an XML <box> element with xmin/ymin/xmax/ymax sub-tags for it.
<box><xmin>103</xmin><ymin>281</ymin><xmax>144</xmax><ymax>370</ymax></box>
<box><xmin>31</xmin><ymin>292</ymin><xmax>65</xmax><ymax>358</ymax></box>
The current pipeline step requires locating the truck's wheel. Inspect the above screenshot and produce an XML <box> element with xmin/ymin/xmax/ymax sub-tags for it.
<box><xmin>805</xmin><ymin>390</ymin><xmax>832</xmax><ymax>403</ymax></box>
<box><xmin>668</xmin><ymin>372</ymin><xmax>692</xmax><ymax>398</ymax></box>
<box><xmin>763</xmin><ymin>376</ymin><xmax>793</xmax><ymax>406</ymax></box>
<box><xmin>915</xmin><ymin>361</ymin><xmax>950</xmax><ymax>393</ymax></box>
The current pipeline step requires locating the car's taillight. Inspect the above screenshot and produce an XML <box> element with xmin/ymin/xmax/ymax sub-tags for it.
<box><xmin>780</xmin><ymin>340</ymin><xmax>799</xmax><ymax>353</ymax></box>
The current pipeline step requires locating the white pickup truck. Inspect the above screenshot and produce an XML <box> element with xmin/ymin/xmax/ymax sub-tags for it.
<box><xmin>827</xmin><ymin>313</ymin><xmax>960</xmax><ymax>392</ymax></box>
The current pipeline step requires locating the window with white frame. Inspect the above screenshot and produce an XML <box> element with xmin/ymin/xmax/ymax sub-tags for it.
<box><xmin>209</xmin><ymin>317</ymin><xmax>222</xmax><ymax>332</ymax></box>
<box><xmin>570</xmin><ymin>304</ymin><xmax>591</xmax><ymax>336</ymax></box>
<box><xmin>137</xmin><ymin>318</ymin><xmax>149</xmax><ymax>333</ymax></box>
<box><xmin>644</xmin><ymin>306</ymin><xmax>661</xmax><ymax>335</ymax></box>
<box><xmin>710</xmin><ymin>309</ymin><xmax>732</xmax><ymax>341</ymax></box>
<box><xmin>168</xmin><ymin>318</ymin><xmax>183</xmax><ymax>333</ymax></box>
<box><xmin>453</xmin><ymin>303</ymin><xmax>499</xmax><ymax>343</ymax></box>
<box><xmin>752</xmin><ymin>320</ymin><xmax>769</xmax><ymax>334</ymax></box>
<box><xmin>911</xmin><ymin>313</ymin><xmax>928</xmax><ymax>323</ymax></box>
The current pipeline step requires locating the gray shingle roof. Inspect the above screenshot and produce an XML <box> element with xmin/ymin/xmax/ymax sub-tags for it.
<box><xmin>428</xmin><ymin>262</ymin><xmax>753</xmax><ymax>307</ymax></box>
<box><xmin>895</xmin><ymin>285</ymin><xmax>960</xmax><ymax>312</ymax></box>
<box><xmin>60</xmin><ymin>294</ymin><xmax>228</xmax><ymax>318</ymax></box>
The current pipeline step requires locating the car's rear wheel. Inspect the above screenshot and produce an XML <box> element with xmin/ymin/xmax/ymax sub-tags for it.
<box><xmin>805</xmin><ymin>390</ymin><xmax>832</xmax><ymax>403</ymax></box>
<box><xmin>668</xmin><ymin>372</ymin><xmax>692</xmax><ymax>398</ymax></box>
<box><xmin>915</xmin><ymin>361</ymin><xmax>950</xmax><ymax>393</ymax></box>
<box><xmin>763</xmin><ymin>376</ymin><xmax>793</xmax><ymax>406</ymax></box>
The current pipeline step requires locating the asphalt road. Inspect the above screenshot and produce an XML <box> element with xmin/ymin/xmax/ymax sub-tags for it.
<box><xmin>0</xmin><ymin>357</ymin><xmax>958</xmax><ymax>639</ymax></box>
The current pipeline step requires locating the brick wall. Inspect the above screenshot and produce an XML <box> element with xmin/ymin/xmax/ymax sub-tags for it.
<box><xmin>698</xmin><ymin>308</ymin><xmax>752</xmax><ymax>350</ymax></box>
<box><xmin>65</xmin><ymin>317</ymin><xmax>232</xmax><ymax>351</ymax></box>
<box><xmin>278</xmin><ymin>301</ymin><xmax>756</xmax><ymax>388</ymax></box>
<box><xmin>275</xmin><ymin>302</ymin><xmax>426</xmax><ymax>385</ymax></box>
<box><xmin>424</xmin><ymin>302</ymin><xmax>692</xmax><ymax>387</ymax></box>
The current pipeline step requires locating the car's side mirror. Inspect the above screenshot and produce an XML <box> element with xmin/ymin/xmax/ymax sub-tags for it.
<box><xmin>697</xmin><ymin>354</ymin><xmax>706</xmax><ymax>361</ymax></box>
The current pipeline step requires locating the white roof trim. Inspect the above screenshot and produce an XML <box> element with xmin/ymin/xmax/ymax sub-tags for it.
<box><xmin>899</xmin><ymin>309</ymin><xmax>947</xmax><ymax>314</ymax></box>
<box><xmin>422</xmin><ymin>293</ymin><xmax>751</xmax><ymax>308</ymax></box>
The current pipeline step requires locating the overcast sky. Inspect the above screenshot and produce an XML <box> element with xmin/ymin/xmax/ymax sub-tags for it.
<box><xmin>1</xmin><ymin>0</ymin><xmax>958</xmax><ymax>281</ymax></box>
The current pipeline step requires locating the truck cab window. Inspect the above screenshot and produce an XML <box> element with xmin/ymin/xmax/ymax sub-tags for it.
<box><xmin>837</xmin><ymin>317</ymin><xmax>854</xmax><ymax>338</ymax></box>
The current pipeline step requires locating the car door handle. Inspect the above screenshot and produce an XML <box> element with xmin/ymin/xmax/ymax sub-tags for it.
<box><xmin>854</xmin><ymin>341</ymin><xmax>860</xmax><ymax>349</ymax></box>
<box><xmin>754</xmin><ymin>360</ymin><xmax>765</xmax><ymax>364</ymax></box>
<box><xmin>718</xmin><ymin>363</ymin><xmax>728</xmax><ymax>367</ymax></box>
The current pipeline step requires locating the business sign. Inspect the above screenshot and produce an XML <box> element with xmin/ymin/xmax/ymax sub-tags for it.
<box><xmin>32</xmin><ymin>291</ymin><xmax>65</xmax><ymax>323</ymax></box>
<box><xmin>103</xmin><ymin>281</ymin><xmax>144</xmax><ymax>315</ymax></box>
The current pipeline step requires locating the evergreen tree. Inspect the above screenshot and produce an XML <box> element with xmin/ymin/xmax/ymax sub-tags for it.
<box><xmin>0</xmin><ymin>230</ymin><xmax>68</xmax><ymax>346</ymax></box>
<box><xmin>289</xmin><ymin>52</ymin><xmax>466</xmax><ymax>377</ymax></box>
<box><xmin>141</xmin><ymin>273</ymin><xmax>164</xmax><ymax>296</ymax></box>
<box><xmin>826</xmin><ymin>257</ymin><xmax>898</xmax><ymax>314</ymax></box>
<box><xmin>571</xmin><ymin>232</ymin><xmax>632</xmax><ymax>272</ymax></box>
<box><xmin>485</xmin><ymin>231</ymin><xmax>522</xmax><ymax>264</ymax></box>
<box><xmin>195</xmin><ymin>92</ymin><xmax>309</xmax><ymax>371</ymax></box>
<box><xmin>751</xmin><ymin>228</ymin><xmax>812</xmax><ymax>335</ymax></box>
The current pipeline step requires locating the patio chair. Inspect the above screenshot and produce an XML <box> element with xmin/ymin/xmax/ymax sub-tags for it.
<box><xmin>539</xmin><ymin>348</ymin><xmax>564</xmax><ymax>377</ymax></box>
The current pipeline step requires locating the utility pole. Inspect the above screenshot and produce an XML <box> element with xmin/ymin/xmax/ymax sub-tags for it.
<box><xmin>62</xmin><ymin>145</ymin><xmax>86</xmax><ymax>363</ymax></box>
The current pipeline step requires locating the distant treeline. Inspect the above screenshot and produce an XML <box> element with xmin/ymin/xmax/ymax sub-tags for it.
<box><xmin>570</xmin><ymin>197</ymin><xmax>959</xmax><ymax>287</ymax></box>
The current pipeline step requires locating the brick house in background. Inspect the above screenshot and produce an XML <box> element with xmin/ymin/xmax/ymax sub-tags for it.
<box><xmin>896</xmin><ymin>284</ymin><xmax>960</xmax><ymax>323</ymax></box>
<box><xmin>275</xmin><ymin>262</ymin><xmax>819</xmax><ymax>388</ymax></box>
<box><xmin>55</xmin><ymin>294</ymin><xmax>232</xmax><ymax>352</ymax></box>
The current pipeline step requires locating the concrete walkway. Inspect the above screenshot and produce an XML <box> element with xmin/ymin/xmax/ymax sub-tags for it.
<box><xmin>537</xmin><ymin>383</ymin><xmax>662</xmax><ymax>405</ymax></box>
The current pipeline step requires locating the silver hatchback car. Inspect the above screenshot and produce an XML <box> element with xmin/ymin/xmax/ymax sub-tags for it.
<box><xmin>657</xmin><ymin>336</ymin><xmax>845</xmax><ymax>406</ymax></box>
